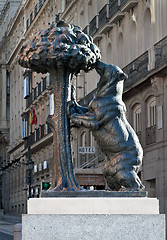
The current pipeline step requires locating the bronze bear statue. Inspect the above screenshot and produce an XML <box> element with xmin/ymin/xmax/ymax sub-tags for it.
<box><xmin>68</xmin><ymin>60</ymin><xmax>144</xmax><ymax>191</ymax></box>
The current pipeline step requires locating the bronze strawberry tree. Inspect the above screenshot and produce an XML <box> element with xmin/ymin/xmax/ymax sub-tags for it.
<box><xmin>18</xmin><ymin>20</ymin><xmax>101</xmax><ymax>191</ymax></box>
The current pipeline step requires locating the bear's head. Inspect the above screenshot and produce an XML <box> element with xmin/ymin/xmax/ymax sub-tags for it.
<box><xmin>95</xmin><ymin>60</ymin><xmax>128</xmax><ymax>84</ymax></box>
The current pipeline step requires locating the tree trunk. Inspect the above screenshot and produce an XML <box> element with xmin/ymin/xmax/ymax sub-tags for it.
<box><xmin>49</xmin><ymin>68</ymin><xmax>81</xmax><ymax>191</ymax></box>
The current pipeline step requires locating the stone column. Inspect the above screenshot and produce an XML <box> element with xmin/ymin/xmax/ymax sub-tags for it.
<box><xmin>1</xmin><ymin>65</ymin><xmax>7</xmax><ymax>128</ymax></box>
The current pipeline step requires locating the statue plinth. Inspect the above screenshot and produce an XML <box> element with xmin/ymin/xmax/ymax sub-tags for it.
<box><xmin>41</xmin><ymin>190</ymin><xmax>147</xmax><ymax>198</ymax></box>
<box><xmin>22</xmin><ymin>196</ymin><xmax>165</xmax><ymax>240</ymax></box>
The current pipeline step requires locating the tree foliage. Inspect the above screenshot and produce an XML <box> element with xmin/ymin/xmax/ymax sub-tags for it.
<box><xmin>18</xmin><ymin>20</ymin><xmax>101</xmax><ymax>74</ymax></box>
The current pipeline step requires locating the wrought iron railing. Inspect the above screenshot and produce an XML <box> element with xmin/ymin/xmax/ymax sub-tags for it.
<box><xmin>75</xmin><ymin>153</ymin><xmax>103</xmax><ymax>173</ymax></box>
<box><xmin>98</xmin><ymin>4</ymin><xmax>109</xmax><ymax>30</ymax></box>
<box><xmin>89</xmin><ymin>16</ymin><xmax>98</xmax><ymax>37</ymax></box>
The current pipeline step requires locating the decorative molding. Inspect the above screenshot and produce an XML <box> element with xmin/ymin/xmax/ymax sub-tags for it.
<box><xmin>151</xmin><ymin>77</ymin><xmax>163</xmax><ymax>97</ymax></box>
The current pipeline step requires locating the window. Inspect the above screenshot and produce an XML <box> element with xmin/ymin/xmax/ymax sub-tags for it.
<box><xmin>39</xmin><ymin>163</ymin><xmax>42</xmax><ymax>171</ymax></box>
<box><xmin>147</xmin><ymin>97</ymin><xmax>156</xmax><ymax>127</ymax></box>
<box><xmin>6</xmin><ymin>70</ymin><xmax>10</xmax><ymax>119</ymax></box>
<box><xmin>43</xmin><ymin>161</ymin><xmax>47</xmax><ymax>169</ymax></box>
<box><xmin>30</xmin><ymin>12</ymin><xmax>33</xmax><ymax>25</ymax></box>
<box><xmin>81</xmin><ymin>132</ymin><xmax>86</xmax><ymax>147</ymax></box>
<box><xmin>50</xmin><ymin>93</ymin><xmax>54</xmax><ymax>115</ymax></box>
<box><xmin>34</xmin><ymin>4</ymin><xmax>38</xmax><ymax>17</ymax></box>
<box><xmin>39</xmin><ymin>0</ymin><xmax>43</xmax><ymax>9</ymax></box>
<box><xmin>34</xmin><ymin>165</ymin><xmax>38</xmax><ymax>173</ymax></box>
<box><xmin>21</xmin><ymin>112</ymin><xmax>29</xmax><ymax>139</ymax></box>
<box><xmin>26</xmin><ymin>19</ymin><xmax>29</xmax><ymax>30</ymax></box>
<box><xmin>89</xmin><ymin>131</ymin><xmax>94</xmax><ymax>147</ymax></box>
<box><xmin>23</xmin><ymin>71</ymin><xmax>32</xmax><ymax>99</ymax></box>
<box><xmin>133</xmin><ymin>104</ymin><xmax>141</xmax><ymax>133</ymax></box>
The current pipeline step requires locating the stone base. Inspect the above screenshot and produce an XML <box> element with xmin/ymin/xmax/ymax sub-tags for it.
<box><xmin>23</xmin><ymin>196</ymin><xmax>165</xmax><ymax>240</ymax></box>
<box><xmin>28</xmin><ymin>197</ymin><xmax>159</xmax><ymax>214</ymax></box>
<box><xmin>41</xmin><ymin>190</ymin><xmax>148</xmax><ymax>198</ymax></box>
<box><xmin>22</xmin><ymin>214</ymin><xmax>165</xmax><ymax>240</ymax></box>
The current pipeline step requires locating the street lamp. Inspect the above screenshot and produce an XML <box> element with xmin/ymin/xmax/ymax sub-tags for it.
<box><xmin>26</xmin><ymin>147</ymin><xmax>34</xmax><ymax>198</ymax></box>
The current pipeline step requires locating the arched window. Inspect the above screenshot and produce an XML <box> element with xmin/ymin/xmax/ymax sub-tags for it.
<box><xmin>133</xmin><ymin>104</ymin><xmax>141</xmax><ymax>133</ymax></box>
<box><xmin>117</xmin><ymin>32</ymin><xmax>124</xmax><ymax>67</ymax></box>
<box><xmin>106</xmin><ymin>43</ymin><xmax>112</xmax><ymax>64</ymax></box>
<box><xmin>81</xmin><ymin>131</ymin><xmax>86</xmax><ymax>147</ymax></box>
<box><xmin>89</xmin><ymin>130</ymin><xmax>94</xmax><ymax>147</ymax></box>
<box><xmin>147</xmin><ymin>97</ymin><xmax>156</xmax><ymax>127</ymax></box>
<box><xmin>130</xmin><ymin>21</ymin><xmax>137</xmax><ymax>61</ymax></box>
<box><xmin>144</xmin><ymin>8</ymin><xmax>152</xmax><ymax>50</ymax></box>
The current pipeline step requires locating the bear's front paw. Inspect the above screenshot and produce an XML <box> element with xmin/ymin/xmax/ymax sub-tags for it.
<box><xmin>71</xmin><ymin>116</ymin><xmax>82</xmax><ymax>127</ymax></box>
<box><xmin>67</xmin><ymin>101</ymin><xmax>76</xmax><ymax>117</ymax></box>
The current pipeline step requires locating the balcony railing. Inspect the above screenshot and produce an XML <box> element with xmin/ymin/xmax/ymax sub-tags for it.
<box><xmin>25</xmin><ymin>124</ymin><xmax>52</xmax><ymax>148</ymax></box>
<box><xmin>109</xmin><ymin>0</ymin><xmax>119</xmax><ymax>19</ymax></box>
<box><xmin>26</xmin><ymin>76</ymin><xmax>51</xmax><ymax>108</ymax></box>
<box><xmin>98</xmin><ymin>4</ymin><xmax>109</xmax><ymax>30</ymax></box>
<box><xmin>154</xmin><ymin>36</ymin><xmax>167</xmax><ymax>68</ymax></box>
<box><xmin>86</xmin><ymin>0</ymin><xmax>140</xmax><ymax>37</ymax></box>
<box><xmin>120</xmin><ymin>0</ymin><xmax>138</xmax><ymax>12</ymax></box>
<box><xmin>83</xmin><ymin>26</ymin><xmax>89</xmax><ymax>35</ymax></box>
<box><xmin>25</xmin><ymin>0</ymin><xmax>46</xmax><ymax>32</ymax></box>
<box><xmin>89</xmin><ymin>16</ymin><xmax>98</xmax><ymax>37</ymax></box>
<box><xmin>66</xmin><ymin>0</ymin><xmax>72</xmax><ymax>7</ymax></box>
<box><xmin>123</xmin><ymin>51</ymin><xmax>149</xmax><ymax>90</ymax></box>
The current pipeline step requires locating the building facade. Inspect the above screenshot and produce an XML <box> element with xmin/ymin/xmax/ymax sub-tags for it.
<box><xmin>0</xmin><ymin>0</ymin><xmax>167</xmax><ymax>216</ymax></box>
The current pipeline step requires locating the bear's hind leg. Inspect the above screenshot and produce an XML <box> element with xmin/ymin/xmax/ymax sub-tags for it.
<box><xmin>116</xmin><ymin>170</ymin><xmax>144</xmax><ymax>190</ymax></box>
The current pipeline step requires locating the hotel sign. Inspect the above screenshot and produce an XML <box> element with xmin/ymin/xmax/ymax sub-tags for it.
<box><xmin>78</xmin><ymin>147</ymin><xmax>95</xmax><ymax>154</ymax></box>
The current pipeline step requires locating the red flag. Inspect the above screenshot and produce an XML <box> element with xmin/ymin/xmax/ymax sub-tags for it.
<box><xmin>31</xmin><ymin>107</ymin><xmax>37</xmax><ymax>125</ymax></box>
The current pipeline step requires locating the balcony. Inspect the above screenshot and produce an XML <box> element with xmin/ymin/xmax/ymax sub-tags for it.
<box><xmin>26</xmin><ymin>76</ymin><xmax>51</xmax><ymax>108</ymax></box>
<box><xmin>25</xmin><ymin>0</ymin><xmax>46</xmax><ymax>32</ymax></box>
<box><xmin>123</xmin><ymin>51</ymin><xmax>149</xmax><ymax>90</ymax></box>
<box><xmin>89</xmin><ymin>16</ymin><xmax>98</xmax><ymax>37</ymax></box>
<box><xmin>66</xmin><ymin>0</ymin><xmax>72</xmax><ymax>7</ymax></box>
<box><xmin>121</xmin><ymin>0</ymin><xmax>139</xmax><ymax>12</ymax></box>
<box><xmin>25</xmin><ymin>124</ymin><xmax>52</xmax><ymax>148</ymax></box>
<box><xmin>83</xmin><ymin>25</ymin><xmax>89</xmax><ymax>35</ymax></box>
<box><xmin>98</xmin><ymin>5</ymin><xmax>109</xmax><ymax>30</ymax></box>
<box><xmin>154</xmin><ymin>36</ymin><xmax>167</xmax><ymax>68</ymax></box>
<box><xmin>146</xmin><ymin>126</ymin><xmax>156</xmax><ymax>145</ymax></box>
<box><xmin>98</xmin><ymin>4</ymin><xmax>114</xmax><ymax>35</ymax></box>
<box><xmin>109</xmin><ymin>0</ymin><xmax>120</xmax><ymax>19</ymax></box>
<box><xmin>109</xmin><ymin>11</ymin><xmax>125</xmax><ymax>24</ymax></box>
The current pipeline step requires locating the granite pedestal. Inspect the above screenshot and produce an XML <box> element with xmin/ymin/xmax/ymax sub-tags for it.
<box><xmin>22</xmin><ymin>191</ymin><xmax>165</xmax><ymax>240</ymax></box>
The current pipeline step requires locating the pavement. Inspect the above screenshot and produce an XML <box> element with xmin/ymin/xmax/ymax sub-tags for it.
<box><xmin>0</xmin><ymin>214</ymin><xmax>21</xmax><ymax>239</ymax></box>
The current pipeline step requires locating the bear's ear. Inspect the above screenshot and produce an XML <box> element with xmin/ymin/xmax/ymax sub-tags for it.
<box><xmin>119</xmin><ymin>72</ymin><xmax>128</xmax><ymax>81</ymax></box>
